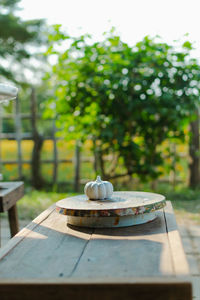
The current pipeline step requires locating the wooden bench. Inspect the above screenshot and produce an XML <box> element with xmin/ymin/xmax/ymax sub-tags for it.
<box><xmin>0</xmin><ymin>182</ymin><xmax>24</xmax><ymax>243</ymax></box>
<box><xmin>0</xmin><ymin>201</ymin><xmax>192</xmax><ymax>300</ymax></box>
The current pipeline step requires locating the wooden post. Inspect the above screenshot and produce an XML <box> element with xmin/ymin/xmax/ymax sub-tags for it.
<box><xmin>0</xmin><ymin>144</ymin><xmax>1</xmax><ymax>243</ymax></box>
<box><xmin>31</xmin><ymin>87</ymin><xmax>44</xmax><ymax>189</ymax></box>
<box><xmin>189</xmin><ymin>109</ymin><xmax>200</xmax><ymax>188</ymax></box>
<box><xmin>52</xmin><ymin>120</ymin><xmax>58</xmax><ymax>185</ymax></box>
<box><xmin>14</xmin><ymin>96</ymin><xmax>23</xmax><ymax>179</ymax></box>
<box><xmin>8</xmin><ymin>204</ymin><xmax>19</xmax><ymax>237</ymax></box>
<box><xmin>93</xmin><ymin>138</ymin><xmax>99</xmax><ymax>177</ymax></box>
<box><xmin>0</xmin><ymin>105</ymin><xmax>2</xmax><ymax>174</ymax></box>
<box><xmin>74</xmin><ymin>141</ymin><xmax>80</xmax><ymax>192</ymax></box>
<box><xmin>171</xmin><ymin>143</ymin><xmax>176</xmax><ymax>189</ymax></box>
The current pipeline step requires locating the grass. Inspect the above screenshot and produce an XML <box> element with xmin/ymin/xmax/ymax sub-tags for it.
<box><xmin>166</xmin><ymin>189</ymin><xmax>200</xmax><ymax>224</ymax></box>
<box><xmin>1</xmin><ymin>139</ymin><xmax>199</xmax><ymax>223</ymax></box>
<box><xmin>150</xmin><ymin>185</ymin><xmax>200</xmax><ymax>224</ymax></box>
<box><xmin>16</xmin><ymin>189</ymin><xmax>77</xmax><ymax>220</ymax></box>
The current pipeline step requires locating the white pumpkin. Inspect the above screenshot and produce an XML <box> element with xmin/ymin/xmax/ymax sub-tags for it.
<box><xmin>84</xmin><ymin>176</ymin><xmax>113</xmax><ymax>200</ymax></box>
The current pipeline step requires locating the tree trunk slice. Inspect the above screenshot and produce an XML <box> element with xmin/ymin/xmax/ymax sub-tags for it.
<box><xmin>56</xmin><ymin>191</ymin><xmax>166</xmax><ymax>228</ymax></box>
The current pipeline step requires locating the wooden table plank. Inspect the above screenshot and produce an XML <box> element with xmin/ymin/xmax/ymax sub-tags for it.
<box><xmin>71</xmin><ymin>209</ymin><xmax>174</xmax><ymax>278</ymax></box>
<box><xmin>0</xmin><ymin>205</ymin><xmax>56</xmax><ymax>261</ymax></box>
<box><xmin>163</xmin><ymin>202</ymin><xmax>190</xmax><ymax>275</ymax></box>
<box><xmin>0</xmin><ymin>201</ymin><xmax>192</xmax><ymax>299</ymax></box>
<box><xmin>0</xmin><ymin>209</ymin><xmax>93</xmax><ymax>279</ymax></box>
<box><xmin>0</xmin><ymin>201</ymin><xmax>187</xmax><ymax>279</ymax></box>
<box><xmin>0</xmin><ymin>182</ymin><xmax>24</xmax><ymax>212</ymax></box>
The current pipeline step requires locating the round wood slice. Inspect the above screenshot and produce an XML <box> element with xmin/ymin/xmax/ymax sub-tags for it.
<box><xmin>56</xmin><ymin>191</ymin><xmax>166</xmax><ymax>228</ymax></box>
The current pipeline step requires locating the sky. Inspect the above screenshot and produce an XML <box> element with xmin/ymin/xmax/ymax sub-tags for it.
<box><xmin>18</xmin><ymin>0</ymin><xmax>200</xmax><ymax>57</ymax></box>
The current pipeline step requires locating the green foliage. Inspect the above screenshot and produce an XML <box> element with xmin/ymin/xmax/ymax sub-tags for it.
<box><xmin>0</xmin><ymin>0</ymin><xmax>46</xmax><ymax>84</ymax></box>
<box><xmin>44</xmin><ymin>27</ymin><xmax>200</xmax><ymax>181</ymax></box>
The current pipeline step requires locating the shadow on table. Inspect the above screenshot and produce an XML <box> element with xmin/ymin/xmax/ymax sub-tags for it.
<box><xmin>67</xmin><ymin>211</ymin><xmax>174</xmax><ymax>237</ymax></box>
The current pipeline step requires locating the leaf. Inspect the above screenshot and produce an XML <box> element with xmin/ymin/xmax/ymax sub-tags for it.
<box><xmin>43</xmin><ymin>27</ymin><xmax>199</xmax><ymax>181</ymax></box>
<box><xmin>182</xmin><ymin>41</ymin><xmax>192</xmax><ymax>50</ymax></box>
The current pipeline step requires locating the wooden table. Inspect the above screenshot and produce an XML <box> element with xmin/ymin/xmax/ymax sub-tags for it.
<box><xmin>0</xmin><ymin>182</ymin><xmax>24</xmax><ymax>239</ymax></box>
<box><xmin>0</xmin><ymin>201</ymin><xmax>192</xmax><ymax>300</ymax></box>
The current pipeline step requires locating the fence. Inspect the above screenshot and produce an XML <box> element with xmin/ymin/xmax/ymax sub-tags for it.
<box><xmin>0</xmin><ymin>88</ymin><xmax>86</xmax><ymax>191</ymax></box>
<box><xmin>0</xmin><ymin>88</ymin><xmax>192</xmax><ymax>190</ymax></box>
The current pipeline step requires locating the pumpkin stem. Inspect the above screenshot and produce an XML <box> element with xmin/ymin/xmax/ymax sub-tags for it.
<box><xmin>96</xmin><ymin>175</ymin><xmax>102</xmax><ymax>182</ymax></box>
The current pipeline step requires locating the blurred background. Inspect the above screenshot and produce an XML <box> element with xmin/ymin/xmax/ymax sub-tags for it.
<box><xmin>1</xmin><ymin>0</ymin><xmax>200</xmax><ymax>220</ymax></box>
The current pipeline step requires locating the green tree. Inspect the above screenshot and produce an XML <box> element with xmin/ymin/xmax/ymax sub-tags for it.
<box><xmin>0</xmin><ymin>0</ymin><xmax>46</xmax><ymax>84</ymax></box>
<box><xmin>44</xmin><ymin>27</ymin><xmax>200</xmax><ymax>182</ymax></box>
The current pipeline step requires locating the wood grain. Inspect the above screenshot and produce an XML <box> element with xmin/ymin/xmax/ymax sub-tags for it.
<box><xmin>0</xmin><ymin>204</ymin><xmax>56</xmax><ymax>261</ymax></box>
<box><xmin>0</xmin><ymin>202</ymin><xmax>187</xmax><ymax>279</ymax></box>
<box><xmin>71</xmin><ymin>209</ymin><xmax>174</xmax><ymax>278</ymax></box>
<box><xmin>0</xmin><ymin>201</ymin><xmax>192</xmax><ymax>299</ymax></box>
<box><xmin>0</xmin><ymin>182</ymin><xmax>24</xmax><ymax>212</ymax></box>
<box><xmin>0</xmin><ymin>209</ymin><xmax>93</xmax><ymax>279</ymax></box>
